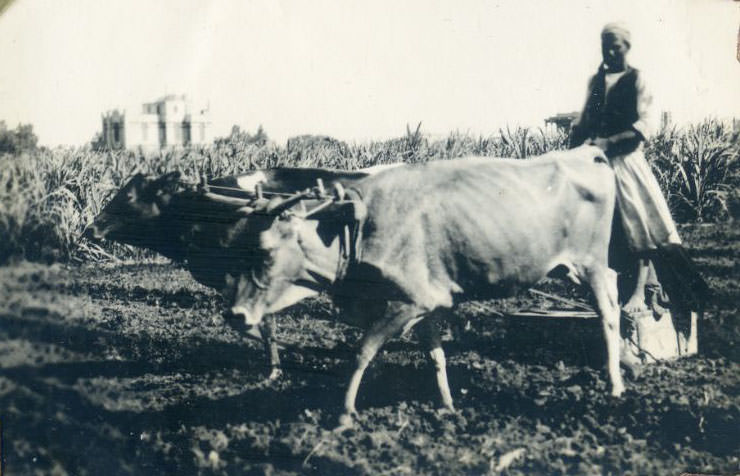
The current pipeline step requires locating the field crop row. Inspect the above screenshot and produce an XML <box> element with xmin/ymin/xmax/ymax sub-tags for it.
<box><xmin>0</xmin><ymin>120</ymin><xmax>737</xmax><ymax>264</ymax></box>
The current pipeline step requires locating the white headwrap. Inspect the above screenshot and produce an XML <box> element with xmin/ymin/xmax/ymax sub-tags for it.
<box><xmin>601</xmin><ymin>22</ymin><xmax>631</xmax><ymax>46</ymax></box>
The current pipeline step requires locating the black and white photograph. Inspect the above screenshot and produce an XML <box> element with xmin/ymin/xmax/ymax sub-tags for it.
<box><xmin>0</xmin><ymin>0</ymin><xmax>738</xmax><ymax>474</ymax></box>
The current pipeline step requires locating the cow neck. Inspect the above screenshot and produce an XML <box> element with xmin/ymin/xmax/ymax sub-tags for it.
<box><xmin>294</xmin><ymin>223</ymin><xmax>342</xmax><ymax>291</ymax></box>
<box><xmin>293</xmin><ymin>186</ymin><xmax>365</xmax><ymax>290</ymax></box>
<box><xmin>293</xmin><ymin>221</ymin><xmax>361</xmax><ymax>292</ymax></box>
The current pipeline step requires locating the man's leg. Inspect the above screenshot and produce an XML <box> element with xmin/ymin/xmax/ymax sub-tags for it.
<box><xmin>623</xmin><ymin>257</ymin><xmax>649</xmax><ymax>313</ymax></box>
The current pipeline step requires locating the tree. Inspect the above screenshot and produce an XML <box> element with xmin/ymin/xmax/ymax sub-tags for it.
<box><xmin>252</xmin><ymin>125</ymin><xmax>268</xmax><ymax>147</ymax></box>
<box><xmin>0</xmin><ymin>121</ymin><xmax>39</xmax><ymax>154</ymax></box>
<box><xmin>214</xmin><ymin>125</ymin><xmax>269</xmax><ymax>149</ymax></box>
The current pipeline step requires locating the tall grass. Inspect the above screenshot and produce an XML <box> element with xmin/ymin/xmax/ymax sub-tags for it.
<box><xmin>0</xmin><ymin>120</ymin><xmax>736</xmax><ymax>264</ymax></box>
<box><xmin>646</xmin><ymin>119</ymin><xmax>739</xmax><ymax>222</ymax></box>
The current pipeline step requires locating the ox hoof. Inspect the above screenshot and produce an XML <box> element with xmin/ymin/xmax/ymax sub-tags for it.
<box><xmin>436</xmin><ymin>406</ymin><xmax>456</xmax><ymax>419</ymax></box>
<box><xmin>267</xmin><ymin>368</ymin><xmax>283</xmax><ymax>382</ymax></box>
<box><xmin>333</xmin><ymin>412</ymin><xmax>357</xmax><ymax>433</ymax></box>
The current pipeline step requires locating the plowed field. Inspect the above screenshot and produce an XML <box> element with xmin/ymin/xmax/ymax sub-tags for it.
<box><xmin>1</xmin><ymin>224</ymin><xmax>737</xmax><ymax>475</ymax></box>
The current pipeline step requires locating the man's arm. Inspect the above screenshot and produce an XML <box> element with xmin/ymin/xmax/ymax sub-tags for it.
<box><xmin>603</xmin><ymin>129</ymin><xmax>642</xmax><ymax>157</ymax></box>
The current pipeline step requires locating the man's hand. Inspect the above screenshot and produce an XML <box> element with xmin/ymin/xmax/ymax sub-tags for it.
<box><xmin>586</xmin><ymin>137</ymin><xmax>609</xmax><ymax>152</ymax></box>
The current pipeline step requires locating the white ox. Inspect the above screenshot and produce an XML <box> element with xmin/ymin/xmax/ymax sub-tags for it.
<box><xmin>225</xmin><ymin>145</ymin><xmax>624</xmax><ymax>427</ymax></box>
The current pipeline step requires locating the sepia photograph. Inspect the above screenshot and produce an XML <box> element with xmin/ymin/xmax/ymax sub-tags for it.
<box><xmin>0</xmin><ymin>0</ymin><xmax>738</xmax><ymax>474</ymax></box>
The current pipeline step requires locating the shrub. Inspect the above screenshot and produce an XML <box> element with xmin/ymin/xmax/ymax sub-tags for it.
<box><xmin>0</xmin><ymin>121</ymin><xmax>38</xmax><ymax>154</ymax></box>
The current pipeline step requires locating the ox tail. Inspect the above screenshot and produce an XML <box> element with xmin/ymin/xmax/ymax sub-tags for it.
<box><xmin>652</xmin><ymin>243</ymin><xmax>711</xmax><ymax>313</ymax></box>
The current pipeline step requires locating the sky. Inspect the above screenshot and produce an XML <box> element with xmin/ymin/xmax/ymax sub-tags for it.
<box><xmin>0</xmin><ymin>0</ymin><xmax>738</xmax><ymax>146</ymax></box>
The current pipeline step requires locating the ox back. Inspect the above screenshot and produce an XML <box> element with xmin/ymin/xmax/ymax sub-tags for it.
<box><xmin>339</xmin><ymin>152</ymin><xmax>616</xmax><ymax>312</ymax></box>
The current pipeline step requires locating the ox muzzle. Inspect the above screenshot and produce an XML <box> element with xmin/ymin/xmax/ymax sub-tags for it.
<box><xmin>226</xmin><ymin>304</ymin><xmax>264</xmax><ymax>327</ymax></box>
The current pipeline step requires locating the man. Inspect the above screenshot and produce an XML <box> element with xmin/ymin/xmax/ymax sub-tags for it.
<box><xmin>570</xmin><ymin>23</ymin><xmax>707</xmax><ymax>315</ymax></box>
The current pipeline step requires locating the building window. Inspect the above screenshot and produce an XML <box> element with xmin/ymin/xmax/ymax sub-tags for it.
<box><xmin>113</xmin><ymin>123</ymin><xmax>120</xmax><ymax>144</ymax></box>
<box><xmin>159</xmin><ymin>123</ymin><xmax>166</xmax><ymax>146</ymax></box>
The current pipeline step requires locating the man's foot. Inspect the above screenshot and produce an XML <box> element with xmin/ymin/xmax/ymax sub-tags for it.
<box><xmin>623</xmin><ymin>293</ymin><xmax>648</xmax><ymax>314</ymax></box>
<box><xmin>611</xmin><ymin>381</ymin><xmax>625</xmax><ymax>397</ymax></box>
<box><xmin>436</xmin><ymin>406</ymin><xmax>456</xmax><ymax>418</ymax></box>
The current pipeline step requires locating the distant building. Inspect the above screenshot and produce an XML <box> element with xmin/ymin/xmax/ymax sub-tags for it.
<box><xmin>100</xmin><ymin>95</ymin><xmax>211</xmax><ymax>151</ymax></box>
<box><xmin>544</xmin><ymin>112</ymin><xmax>579</xmax><ymax>131</ymax></box>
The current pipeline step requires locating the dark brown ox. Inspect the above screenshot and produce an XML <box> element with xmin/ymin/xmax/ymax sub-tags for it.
<box><xmin>85</xmin><ymin>166</ymin><xmax>395</xmax><ymax>379</ymax></box>
<box><xmin>226</xmin><ymin>145</ymin><xmax>623</xmax><ymax>427</ymax></box>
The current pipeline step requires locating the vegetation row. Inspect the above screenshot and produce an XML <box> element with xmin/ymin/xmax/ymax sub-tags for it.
<box><xmin>0</xmin><ymin>120</ymin><xmax>737</xmax><ymax>265</ymax></box>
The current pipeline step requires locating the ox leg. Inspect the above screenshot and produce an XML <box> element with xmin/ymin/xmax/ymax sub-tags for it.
<box><xmin>260</xmin><ymin>316</ymin><xmax>282</xmax><ymax>381</ymax></box>
<box><xmin>338</xmin><ymin>303</ymin><xmax>420</xmax><ymax>429</ymax></box>
<box><xmin>416</xmin><ymin>317</ymin><xmax>455</xmax><ymax>411</ymax></box>
<box><xmin>588</xmin><ymin>266</ymin><xmax>625</xmax><ymax>397</ymax></box>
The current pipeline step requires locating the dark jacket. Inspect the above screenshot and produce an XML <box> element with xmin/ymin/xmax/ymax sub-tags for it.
<box><xmin>570</xmin><ymin>66</ymin><xmax>653</xmax><ymax>148</ymax></box>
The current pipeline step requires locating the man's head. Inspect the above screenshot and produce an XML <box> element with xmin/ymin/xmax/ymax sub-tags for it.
<box><xmin>601</xmin><ymin>22</ymin><xmax>631</xmax><ymax>72</ymax></box>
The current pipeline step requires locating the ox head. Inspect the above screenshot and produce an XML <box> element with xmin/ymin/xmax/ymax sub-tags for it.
<box><xmin>84</xmin><ymin>171</ymin><xmax>182</xmax><ymax>245</ymax></box>
<box><xmin>226</xmin><ymin>193</ymin><xmax>366</xmax><ymax>326</ymax></box>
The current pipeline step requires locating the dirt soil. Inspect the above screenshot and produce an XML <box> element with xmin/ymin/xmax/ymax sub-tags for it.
<box><xmin>1</xmin><ymin>224</ymin><xmax>738</xmax><ymax>475</ymax></box>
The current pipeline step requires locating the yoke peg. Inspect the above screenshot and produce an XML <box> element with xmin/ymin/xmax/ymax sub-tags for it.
<box><xmin>333</xmin><ymin>182</ymin><xmax>346</xmax><ymax>200</ymax></box>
